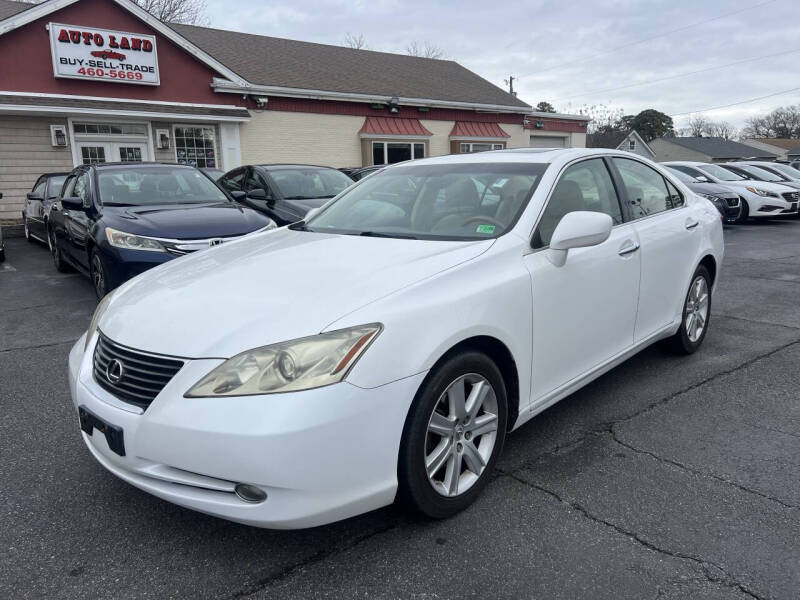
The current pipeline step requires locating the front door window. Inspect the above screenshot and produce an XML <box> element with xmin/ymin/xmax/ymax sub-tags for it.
<box><xmin>80</xmin><ymin>146</ymin><xmax>107</xmax><ymax>165</ymax></box>
<box><xmin>119</xmin><ymin>147</ymin><xmax>143</xmax><ymax>162</ymax></box>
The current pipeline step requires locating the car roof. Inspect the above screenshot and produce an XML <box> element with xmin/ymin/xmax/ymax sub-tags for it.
<box><xmin>89</xmin><ymin>162</ymin><xmax>197</xmax><ymax>170</ymax></box>
<box><xmin>256</xmin><ymin>164</ymin><xmax>338</xmax><ymax>170</ymax></box>
<box><xmin>41</xmin><ymin>172</ymin><xmax>69</xmax><ymax>177</ymax></box>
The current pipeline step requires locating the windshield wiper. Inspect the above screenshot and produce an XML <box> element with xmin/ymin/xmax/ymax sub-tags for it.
<box><xmin>358</xmin><ymin>231</ymin><xmax>418</xmax><ymax>240</ymax></box>
<box><xmin>288</xmin><ymin>221</ymin><xmax>315</xmax><ymax>232</ymax></box>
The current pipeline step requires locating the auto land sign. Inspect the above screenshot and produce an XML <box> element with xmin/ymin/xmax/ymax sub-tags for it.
<box><xmin>49</xmin><ymin>23</ymin><xmax>159</xmax><ymax>85</ymax></box>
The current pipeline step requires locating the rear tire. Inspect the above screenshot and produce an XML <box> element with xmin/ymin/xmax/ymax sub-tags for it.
<box><xmin>50</xmin><ymin>229</ymin><xmax>71</xmax><ymax>273</ymax></box>
<box><xmin>667</xmin><ymin>265</ymin><xmax>711</xmax><ymax>355</ymax></box>
<box><xmin>398</xmin><ymin>351</ymin><xmax>507</xmax><ymax>519</ymax></box>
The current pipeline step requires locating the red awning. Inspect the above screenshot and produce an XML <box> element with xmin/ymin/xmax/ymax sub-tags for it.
<box><xmin>359</xmin><ymin>117</ymin><xmax>432</xmax><ymax>137</ymax></box>
<box><xmin>449</xmin><ymin>121</ymin><xmax>510</xmax><ymax>139</ymax></box>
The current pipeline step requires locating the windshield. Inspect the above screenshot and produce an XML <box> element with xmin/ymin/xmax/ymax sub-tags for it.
<box><xmin>698</xmin><ymin>164</ymin><xmax>746</xmax><ymax>181</ymax></box>
<box><xmin>269</xmin><ymin>167</ymin><xmax>354</xmax><ymax>200</ymax></box>
<box><xmin>47</xmin><ymin>175</ymin><xmax>67</xmax><ymax>198</ymax></box>
<box><xmin>736</xmin><ymin>165</ymin><xmax>784</xmax><ymax>182</ymax></box>
<box><xmin>97</xmin><ymin>167</ymin><xmax>229</xmax><ymax>206</ymax></box>
<box><xmin>664</xmin><ymin>167</ymin><xmax>694</xmax><ymax>183</ymax></box>
<box><xmin>762</xmin><ymin>162</ymin><xmax>800</xmax><ymax>179</ymax></box>
<box><xmin>305</xmin><ymin>163</ymin><xmax>547</xmax><ymax>240</ymax></box>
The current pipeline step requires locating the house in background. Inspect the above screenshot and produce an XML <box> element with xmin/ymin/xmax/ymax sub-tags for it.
<box><xmin>650</xmin><ymin>137</ymin><xmax>775</xmax><ymax>163</ymax></box>
<box><xmin>586</xmin><ymin>130</ymin><xmax>654</xmax><ymax>159</ymax></box>
<box><xmin>740</xmin><ymin>138</ymin><xmax>799</xmax><ymax>161</ymax></box>
<box><xmin>788</xmin><ymin>146</ymin><xmax>800</xmax><ymax>162</ymax></box>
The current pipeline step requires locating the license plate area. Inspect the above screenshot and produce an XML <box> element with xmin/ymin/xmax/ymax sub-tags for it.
<box><xmin>79</xmin><ymin>405</ymin><xmax>126</xmax><ymax>456</ymax></box>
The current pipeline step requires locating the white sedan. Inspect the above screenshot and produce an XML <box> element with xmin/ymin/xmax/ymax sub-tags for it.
<box><xmin>69</xmin><ymin>148</ymin><xmax>723</xmax><ymax>528</ymax></box>
<box><xmin>663</xmin><ymin>161</ymin><xmax>799</xmax><ymax>219</ymax></box>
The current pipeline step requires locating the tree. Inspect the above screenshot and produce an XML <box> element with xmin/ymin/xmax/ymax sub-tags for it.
<box><xmin>130</xmin><ymin>0</ymin><xmax>207</xmax><ymax>24</ymax></box>
<box><xmin>406</xmin><ymin>41</ymin><xmax>445</xmax><ymax>59</ymax></box>
<box><xmin>343</xmin><ymin>33</ymin><xmax>367</xmax><ymax>50</ymax></box>
<box><xmin>535</xmin><ymin>101</ymin><xmax>556</xmax><ymax>113</ymax></box>
<box><xmin>572</xmin><ymin>103</ymin><xmax>626</xmax><ymax>134</ymax></box>
<box><xmin>741</xmin><ymin>105</ymin><xmax>800</xmax><ymax>139</ymax></box>
<box><xmin>705</xmin><ymin>120</ymin><xmax>737</xmax><ymax>140</ymax></box>
<box><xmin>628</xmin><ymin>109</ymin><xmax>674</xmax><ymax>141</ymax></box>
<box><xmin>686</xmin><ymin>114</ymin><xmax>710</xmax><ymax>137</ymax></box>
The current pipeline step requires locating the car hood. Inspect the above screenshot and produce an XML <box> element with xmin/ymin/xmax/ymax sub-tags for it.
<box><xmin>283</xmin><ymin>197</ymin><xmax>330</xmax><ymax>215</ymax></box>
<box><xmin>686</xmin><ymin>182</ymin><xmax>740</xmax><ymax>196</ymax></box>
<box><xmin>716</xmin><ymin>180</ymin><xmax>796</xmax><ymax>194</ymax></box>
<box><xmin>100</xmin><ymin>228</ymin><xmax>493</xmax><ymax>358</ymax></box>
<box><xmin>101</xmin><ymin>202</ymin><xmax>269</xmax><ymax>239</ymax></box>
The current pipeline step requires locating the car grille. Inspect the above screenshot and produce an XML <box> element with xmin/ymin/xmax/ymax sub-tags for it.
<box><xmin>724</xmin><ymin>196</ymin><xmax>740</xmax><ymax>208</ymax></box>
<box><xmin>782</xmin><ymin>191</ymin><xmax>799</xmax><ymax>202</ymax></box>
<box><xmin>93</xmin><ymin>333</ymin><xmax>185</xmax><ymax>409</ymax></box>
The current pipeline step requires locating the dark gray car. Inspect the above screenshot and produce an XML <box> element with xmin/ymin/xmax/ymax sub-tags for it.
<box><xmin>663</xmin><ymin>166</ymin><xmax>742</xmax><ymax>223</ymax></box>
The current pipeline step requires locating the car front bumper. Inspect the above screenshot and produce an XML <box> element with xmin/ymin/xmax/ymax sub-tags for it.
<box><xmin>69</xmin><ymin>333</ymin><xmax>425</xmax><ymax>529</ymax></box>
<box><xmin>747</xmin><ymin>197</ymin><xmax>794</xmax><ymax>217</ymax></box>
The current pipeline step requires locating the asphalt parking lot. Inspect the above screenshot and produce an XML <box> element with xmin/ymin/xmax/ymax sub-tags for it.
<box><xmin>2</xmin><ymin>221</ymin><xmax>799</xmax><ymax>600</ymax></box>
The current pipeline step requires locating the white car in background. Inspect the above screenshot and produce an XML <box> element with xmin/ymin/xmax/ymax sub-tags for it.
<box><xmin>663</xmin><ymin>161</ymin><xmax>799</xmax><ymax>220</ymax></box>
<box><xmin>69</xmin><ymin>149</ymin><xmax>723</xmax><ymax>529</ymax></box>
<box><xmin>742</xmin><ymin>161</ymin><xmax>800</xmax><ymax>183</ymax></box>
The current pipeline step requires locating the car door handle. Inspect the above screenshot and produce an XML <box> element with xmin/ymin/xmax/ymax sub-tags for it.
<box><xmin>618</xmin><ymin>242</ymin><xmax>640</xmax><ymax>256</ymax></box>
<box><xmin>685</xmin><ymin>220</ymin><xmax>699</xmax><ymax>230</ymax></box>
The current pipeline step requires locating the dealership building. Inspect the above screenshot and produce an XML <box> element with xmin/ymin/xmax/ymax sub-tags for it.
<box><xmin>0</xmin><ymin>0</ymin><xmax>589</xmax><ymax>223</ymax></box>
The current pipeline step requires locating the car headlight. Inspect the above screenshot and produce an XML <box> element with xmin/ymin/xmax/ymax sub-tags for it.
<box><xmin>745</xmin><ymin>187</ymin><xmax>778</xmax><ymax>198</ymax></box>
<box><xmin>85</xmin><ymin>289</ymin><xmax>115</xmax><ymax>350</ymax></box>
<box><xmin>106</xmin><ymin>227</ymin><xmax>166</xmax><ymax>252</ymax></box>
<box><xmin>185</xmin><ymin>324</ymin><xmax>382</xmax><ymax>397</ymax></box>
<box><xmin>699</xmin><ymin>193</ymin><xmax>720</xmax><ymax>201</ymax></box>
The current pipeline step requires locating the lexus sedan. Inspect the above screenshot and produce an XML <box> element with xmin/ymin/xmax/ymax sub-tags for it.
<box><xmin>69</xmin><ymin>149</ymin><xmax>723</xmax><ymax>529</ymax></box>
<box><xmin>663</xmin><ymin>161</ymin><xmax>798</xmax><ymax>220</ymax></box>
<box><xmin>218</xmin><ymin>164</ymin><xmax>354</xmax><ymax>225</ymax></box>
<box><xmin>23</xmin><ymin>172</ymin><xmax>68</xmax><ymax>245</ymax></box>
<box><xmin>49</xmin><ymin>163</ymin><xmax>275</xmax><ymax>299</ymax></box>
<box><xmin>663</xmin><ymin>166</ymin><xmax>742</xmax><ymax>223</ymax></box>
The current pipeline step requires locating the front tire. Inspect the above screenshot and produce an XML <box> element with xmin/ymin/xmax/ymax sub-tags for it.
<box><xmin>398</xmin><ymin>351</ymin><xmax>507</xmax><ymax>519</ymax></box>
<box><xmin>90</xmin><ymin>249</ymin><xmax>112</xmax><ymax>299</ymax></box>
<box><xmin>735</xmin><ymin>200</ymin><xmax>749</xmax><ymax>224</ymax></box>
<box><xmin>24</xmin><ymin>217</ymin><xmax>32</xmax><ymax>242</ymax></box>
<box><xmin>667</xmin><ymin>265</ymin><xmax>711</xmax><ymax>354</ymax></box>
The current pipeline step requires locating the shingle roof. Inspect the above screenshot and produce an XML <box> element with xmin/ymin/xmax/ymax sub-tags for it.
<box><xmin>170</xmin><ymin>23</ymin><xmax>530</xmax><ymax>109</ymax></box>
<box><xmin>587</xmin><ymin>130</ymin><xmax>632</xmax><ymax>149</ymax></box>
<box><xmin>661</xmin><ymin>136</ymin><xmax>775</xmax><ymax>159</ymax></box>
<box><xmin>751</xmin><ymin>138</ymin><xmax>800</xmax><ymax>151</ymax></box>
<box><xmin>788</xmin><ymin>146</ymin><xmax>800</xmax><ymax>156</ymax></box>
<box><xmin>0</xmin><ymin>0</ymin><xmax>30</xmax><ymax>20</ymax></box>
<box><xmin>0</xmin><ymin>0</ymin><xmax>528</xmax><ymax>110</ymax></box>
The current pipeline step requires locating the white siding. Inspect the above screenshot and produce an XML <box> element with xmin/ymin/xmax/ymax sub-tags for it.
<box><xmin>0</xmin><ymin>116</ymin><xmax>73</xmax><ymax>222</ymax></box>
<box><xmin>240</xmin><ymin>111</ymin><xmax>363</xmax><ymax>168</ymax></box>
<box><xmin>420</xmin><ymin>119</ymin><xmax>453</xmax><ymax>157</ymax></box>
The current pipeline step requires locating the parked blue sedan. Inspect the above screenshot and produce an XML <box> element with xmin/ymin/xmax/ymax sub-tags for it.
<box><xmin>48</xmin><ymin>163</ymin><xmax>275</xmax><ymax>298</ymax></box>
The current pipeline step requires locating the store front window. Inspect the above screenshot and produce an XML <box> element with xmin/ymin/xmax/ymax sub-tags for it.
<box><xmin>81</xmin><ymin>146</ymin><xmax>106</xmax><ymax>164</ymax></box>
<box><xmin>174</xmin><ymin>125</ymin><xmax>218</xmax><ymax>168</ymax></box>
<box><xmin>372</xmin><ymin>141</ymin><xmax>425</xmax><ymax>165</ymax></box>
<box><xmin>459</xmin><ymin>142</ymin><xmax>505</xmax><ymax>153</ymax></box>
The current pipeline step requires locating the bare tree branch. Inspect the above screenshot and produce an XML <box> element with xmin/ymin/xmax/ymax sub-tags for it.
<box><xmin>132</xmin><ymin>0</ymin><xmax>208</xmax><ymax>25</ymax></box>
<box><xmin>343</xmin><ymin>33</ymin><xmax>367</xmax><ymax>50</ymax></box>
<box><xmin>405</xmin><ymin>41</ymin><xmax>445</xmax><ymax>59</ymax></box>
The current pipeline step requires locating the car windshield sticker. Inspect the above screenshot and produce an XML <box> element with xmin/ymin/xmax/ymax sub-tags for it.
<box><xmin>476</xmin><ymin>224</ymin><xmax>496</xmax><ymax>234</ymax></box>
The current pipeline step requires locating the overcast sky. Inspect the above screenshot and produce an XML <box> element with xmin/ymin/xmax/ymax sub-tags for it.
<box><xmin>204</xmin><ymin>0</ymin><xmax>797</xmax><ymax>131</ymax></box>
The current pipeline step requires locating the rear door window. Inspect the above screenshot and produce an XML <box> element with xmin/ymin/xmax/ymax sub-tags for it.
<box><xmin>613</xmin><ymin>158</ymin><xmax>682</xmax><ymax>219</ymax></box>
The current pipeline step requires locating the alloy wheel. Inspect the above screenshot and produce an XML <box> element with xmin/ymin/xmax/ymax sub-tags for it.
<box><xmin>91</xmin><ymin>254</ymin><xmax>105</xmax><ymax>297</ymax></box>
<box><xmin>424</xmin><ymin>373</ymin><xmax>499</xmax><ymax>497</ymax></box>
<box><xmin>685</xmin><ymin>276</ymin><xmax>709</xmax><ymax>343</ymax></box>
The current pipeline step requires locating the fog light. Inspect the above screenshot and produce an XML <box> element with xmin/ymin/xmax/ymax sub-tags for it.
<box><xmin>235</xmin><ymin>483</ymin><xmax>267</xmax><ymax>503</ymax></box>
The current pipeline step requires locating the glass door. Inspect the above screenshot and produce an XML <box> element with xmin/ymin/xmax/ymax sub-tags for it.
<box><xmin>78</xmin><ymin>143</ymin><xmax>111</xmax><ymax>165</ymax></box>
<box><xmin>113</xmin><ymin>143</ymin><xmax>147</xmax><ymax>163</ymax></box>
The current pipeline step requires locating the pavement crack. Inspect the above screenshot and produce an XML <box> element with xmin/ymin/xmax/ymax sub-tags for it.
<box><xmin>501</xmin><ymin>470</ymin><xmax>766</xmax><ymax>600</ymax></box>
<box><xmin>714</xmin><ymin>313</ymin><xmax>800</xmax><ymax>330</ymax></box>
<box><xmin>609</xmin><ymin>430</ymin><xmax>799</xmax><ymax>511</ymax></box>
<box><xmin>0</xmin><ymin>339</ymin><xmax>78</xmax><ymax>354</ymax></box>
<box><xmin>226</xmin><ymin>521</ymin><xmax>400</xmax><ymax>598</ymax></box>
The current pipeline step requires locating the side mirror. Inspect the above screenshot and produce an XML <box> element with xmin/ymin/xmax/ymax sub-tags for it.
<box><xmin>229</xmin><ymin>190</ymin><xmax>246</xmax><ymax>201</ymax></box>
<box><xmin>547</xmin><ymin>211</ymin><xmax>613</xmax><ymax>267</ymax></box>
<box><xmin>695</xmin><ymin>175</ymin><xmax>710</xmax><ymax>183</ymax></box>
<box><xmin>26</xmin><ymin>192</ymin><xmax>43</xmax><ymax>202</ymax></box>
<box><xmin>247</xmin><ymin>188</ymin><xmax>271</xmax><ymax>202</ymax></box>
<box><xmin>305</xmin><ymin>207</ymin><xmax>321</xmax><ymax>221</ymax></box>
<box><xmin>60</xmin><ymin>196</ymin><xmax>84</xmax><ymax>211</ymax></box>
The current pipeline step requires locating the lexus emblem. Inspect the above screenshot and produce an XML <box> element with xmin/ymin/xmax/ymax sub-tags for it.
<box><xmin>106</xmin><ymin>359</ymin><xmax>125</xmax><ymax>384</ymax></box>
<box><xmin>209</xmin><ymin>238</ymin><xmax>224</xmax><ymax>247</ymax></box>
